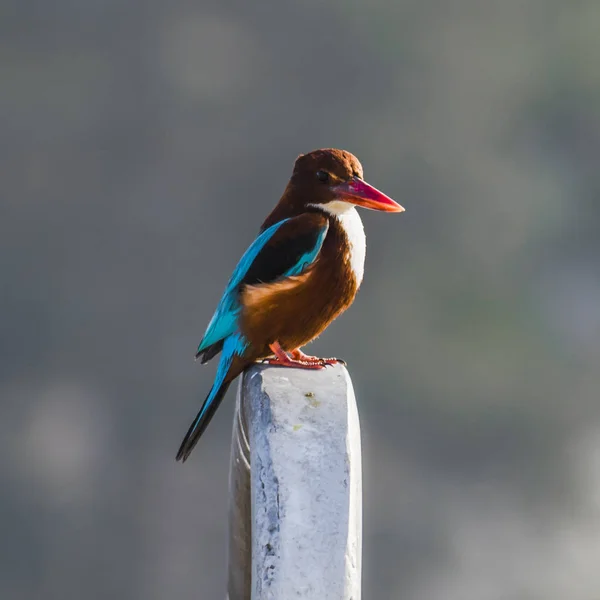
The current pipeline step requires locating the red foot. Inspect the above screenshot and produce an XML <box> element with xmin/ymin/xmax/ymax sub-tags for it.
<box><xmin>263</xmin><ymin>342</ymin><xmax>325</xmax><ymax>370</ymax></box>
<box><xmin>290</xmin><ymin>348</ymin><xmax>346</xmax><ymax>366</ymax></box>
<box><xmin>262</xmin><ymin>356</ymin><xmax>325</xmax><ymax>370</ymax></box>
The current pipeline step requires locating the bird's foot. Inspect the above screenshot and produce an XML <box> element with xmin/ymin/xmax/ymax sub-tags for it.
<box><xmin>290</xmin><ymin>348</ymin><xmax>346</xmax><ymax>367</ymax></box>
<box><xmin>261</xmin><ymin>341</ymin><xmax>336</xmax><ymax>370</ymax></box>
<box><xmin>262</xmin><ymin>355</ymin><xmax>325</xmax><ymax>370</ymax></box>
<box><xmin>262</xmin><ymin>342</ymin><xmax>345</xmax><ymax>369</ymax></box>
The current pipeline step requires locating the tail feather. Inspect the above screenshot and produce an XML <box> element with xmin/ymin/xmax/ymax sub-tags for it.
<box><xmin>178</xmin><ymin>332</ymin><xmax>247</xmax><ymax>463</ymax></box>
<box><xmin>195</xmin><ymin>339</ymin><xmax>224</xmax><ymax>364</ymax></box>
<box><xmin>176</xmin><ymin>380</ymin><xmax>232</xmax><ymax>462</ymax></box>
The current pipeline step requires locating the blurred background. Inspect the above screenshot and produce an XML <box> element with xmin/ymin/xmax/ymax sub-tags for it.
<box><xmin>2</xmin><ymin>1</ymin><xmax>600</xmax><ymax>598</ymax></box>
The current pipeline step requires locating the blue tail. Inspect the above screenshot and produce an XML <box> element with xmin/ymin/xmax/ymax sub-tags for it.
<box><xmin>176</xmin><ymin>333</ymin><xmax>247</xmax><ymax>462</ymax></box>
<box><xmin>175</xmin><ymin>379</ymin><xmax>232</xmax><ymax>462</ymax></box>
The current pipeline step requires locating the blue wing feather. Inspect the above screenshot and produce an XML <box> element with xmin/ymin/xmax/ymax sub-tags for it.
<box><xmin>198</xmin><ymin>220</ymin><xmax>288</xmax><ymax>352</ymax></box>
<box><xmin>283</xmin><ymin>226</ymin><xmax>328</xmax><ymax>276</ymax></box>
<box><xmin>197</xmin><ymin>216</ymin><xmax>328</xmax><ymax>355</ymax></box>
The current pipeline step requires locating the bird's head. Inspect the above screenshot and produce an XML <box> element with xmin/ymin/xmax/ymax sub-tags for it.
<box><xmin>287</xmin><ymin>148</ymin><xmax>404</xmax><ymax>215</ymax></box>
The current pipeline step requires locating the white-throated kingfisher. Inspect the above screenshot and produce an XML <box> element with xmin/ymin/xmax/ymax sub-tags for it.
<box><xmin>176</xmin><ymin>148</ymin><xmax>404</xmax><ymax>462</ymax></box>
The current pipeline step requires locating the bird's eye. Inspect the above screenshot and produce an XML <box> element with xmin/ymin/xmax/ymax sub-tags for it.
<box><xmin>316</xmin><ymin>170</ymin><xmax>330</xmax><ymax>183</ymax></box>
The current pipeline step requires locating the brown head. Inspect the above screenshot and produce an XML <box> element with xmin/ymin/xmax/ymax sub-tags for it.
<box><xmin>265</xmin><ymin>148</ymin><xmax>404</xmax><ymax>225</ymax></box>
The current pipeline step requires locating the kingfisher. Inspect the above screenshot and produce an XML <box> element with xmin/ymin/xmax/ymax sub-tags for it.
<box><xmin>176</xmin><ymin>148</ymin><xmax>404</xmax><ymax>462</ymax></box>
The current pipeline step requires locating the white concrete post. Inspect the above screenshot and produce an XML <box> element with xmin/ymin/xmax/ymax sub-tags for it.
<box><xmin>226</xmin><ymin>364</ymin><xmax>362</xmax><ymax>600</ymax></box>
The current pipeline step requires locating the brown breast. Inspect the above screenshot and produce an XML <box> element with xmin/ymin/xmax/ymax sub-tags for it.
<box><xmin>239</xmin><ymin>215</ymin><xmax>358</xmax><ymax>357</ymax></box>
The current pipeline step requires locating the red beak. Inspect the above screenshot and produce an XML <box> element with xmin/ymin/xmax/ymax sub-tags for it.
<box><xmin>334</xmin><ymin>177</ymin><xmax>404</xmax><ymax>213</ymax></box>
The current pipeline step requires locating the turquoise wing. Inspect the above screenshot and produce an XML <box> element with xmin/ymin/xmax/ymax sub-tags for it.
<box><xmin>196</xmin><ymin>214</ymin><xmax>329</xmax><ymax>359</ymax></box>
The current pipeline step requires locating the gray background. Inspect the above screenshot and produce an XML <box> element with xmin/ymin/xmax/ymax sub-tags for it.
<box><xmin>3</xmin><ymin>1</ymin><xmax>600</xmax><ymax>599</ymax></box>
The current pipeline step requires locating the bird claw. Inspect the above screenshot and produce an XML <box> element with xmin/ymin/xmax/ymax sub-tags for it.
<box><xmin>262</xmin><ymin>357</ymin><xmax>326</xmax><ymax>370</ymax></box>
<box><xmin>308</xmin><ymin>357</ymin><xmax>346</xmax><ymax>367</ymax></box>
<box><xmin>289</xmin><ymin>349</ymin><xmax>346</xmax><ymax>367</ymax></box>
<box><xmin>261</xmin><ymin>343</ymin><xmax>346</xmax><ymax>370</ymax></box>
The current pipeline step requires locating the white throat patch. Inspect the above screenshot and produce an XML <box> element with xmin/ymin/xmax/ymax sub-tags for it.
<box><xmin>313</xmin><ymin>200</ymin><xmax>366</xmax><ymax>286</ymax></box>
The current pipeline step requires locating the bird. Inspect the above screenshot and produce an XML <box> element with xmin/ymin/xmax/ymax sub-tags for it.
<box><xmin>176</xmin><ymin>148</ymin><xmax>404</xmax><ymax>462</ymax></box>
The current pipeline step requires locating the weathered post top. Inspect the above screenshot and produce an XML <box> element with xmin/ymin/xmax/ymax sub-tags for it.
<box><xmin>227</xmin><ymin>363</ymin><xmax>362</xmax><ymax>600</ymax></box>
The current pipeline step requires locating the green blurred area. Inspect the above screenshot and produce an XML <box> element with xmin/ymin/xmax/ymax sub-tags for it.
<box><xmin>2</xmin><ymin>1</ymin><xmax>600</xmax><ymax>599</ymax></box>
